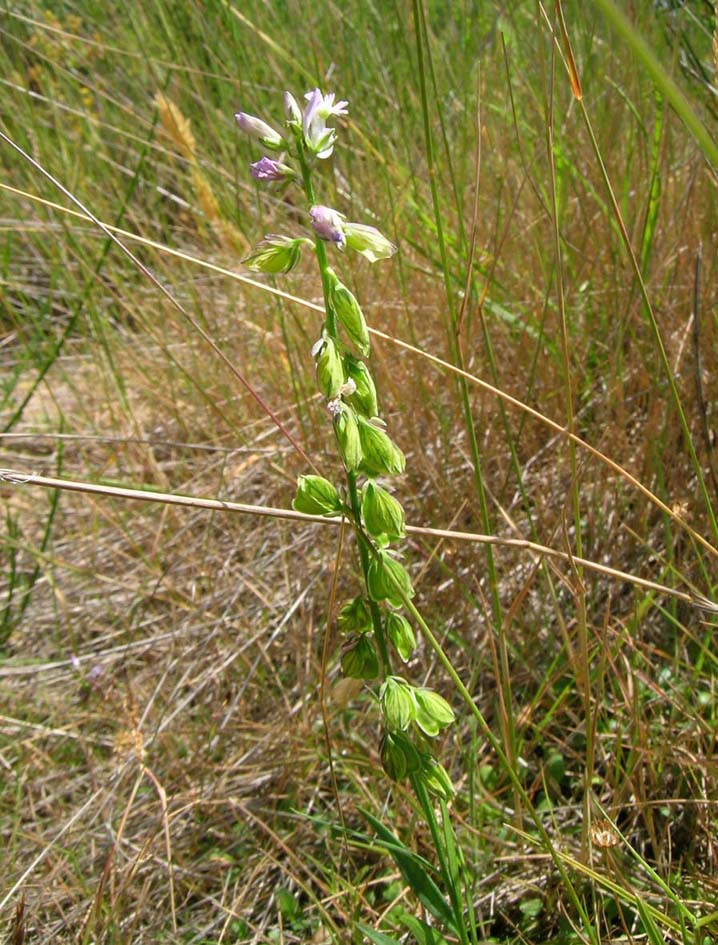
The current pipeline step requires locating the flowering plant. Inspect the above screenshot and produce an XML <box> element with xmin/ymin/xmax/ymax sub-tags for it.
<box><xmin>236</xmin><ymin>89</ymin><xmax>454</xmax><ymax>800</ymax></box>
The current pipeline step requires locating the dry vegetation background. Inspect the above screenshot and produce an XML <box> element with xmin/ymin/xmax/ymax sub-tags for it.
<box><xmin>1</xmin><ymin>2</ymin><xmax>718</xmax><ymax>943</ymax></box>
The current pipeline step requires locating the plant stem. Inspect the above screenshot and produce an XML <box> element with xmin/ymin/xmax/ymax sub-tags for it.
<box><xmin>295</xmin><ymin>139</ymin><xmax>391</xmax><ymax>674</ymax></box>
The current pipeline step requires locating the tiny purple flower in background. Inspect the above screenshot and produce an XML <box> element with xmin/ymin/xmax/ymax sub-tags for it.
<box><xmin>310</xmin><ymin>205</ymin><xmax>346</xmax><ymax>246</ymax></box>
<box><xmin>250</xmin><ymin>156</ymin><xmax>294</xmax><ymax>182</ymax></box>
<box><xmin>87</xmin><ymin>664</ymin><xmax>105</xmax><ymax>686</ymax></box>
<box><xmin>235</xmin><ymin>112</ymin><xmax>283</xmax><ymax>149</ymax></box>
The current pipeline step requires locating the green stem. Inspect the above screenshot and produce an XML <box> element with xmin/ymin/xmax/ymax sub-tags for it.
<box><xmin>411</xmin><ymin>774</ymin><xmax>471</xmax><ymax>945</ymax></box>
<box><xmin>374</xmin><ymin>539</ymin><xmax>599</xmax><ymax>944</ymax></box>
<box><xmin>295</xmin><ymin>138</ymin><xmax>391</xmax><ymax>674</ymax></box>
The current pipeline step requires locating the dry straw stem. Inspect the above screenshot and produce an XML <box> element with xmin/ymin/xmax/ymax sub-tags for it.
<box><xmin>1</xmin><ymin>468</ymin><xmax>713</xmax><ymax>615</ymax></box>
<box><xmin>2</xmin><ymin>180</ymin><xmax>714</xmax><ymax>561</ymax></box>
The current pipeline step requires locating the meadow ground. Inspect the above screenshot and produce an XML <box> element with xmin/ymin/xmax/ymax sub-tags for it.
<box><xmin>1</xmin><ymin>2</ymin><xmax>718</xmax><ymax>943</ymax></box>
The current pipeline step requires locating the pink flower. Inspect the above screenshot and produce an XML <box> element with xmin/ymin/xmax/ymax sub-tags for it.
<box><xmin>310</xmin><ymin>205</ymin><xmax>346</xmax><ymax>246</ymax></box>
<box><xmin>235</xmin><ymin>112</ymin><xmax>283</xmax><ymax>149</ymax></box>
<box><xmin>250</xmin><ymin>156</ymin><xmax>294</xmax><ymax>181</ymax></box>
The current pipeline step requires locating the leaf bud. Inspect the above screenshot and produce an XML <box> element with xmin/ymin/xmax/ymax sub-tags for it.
<box><xmin>380</xmin><ymin>731</ymin><xmax>421</xmax><ymax>781</ymax></box>
<box><xmin>367</xmin><ymin>550</ymin><xmax>414</xmax><ymax>607</ymax></box>
<box><xmin>419</xmin><ymin>757</ymin><xmax>454</xmax><ymax>800</ymax></box>
<box><xmin>315</xmin><ymin>334</ymin><xmax>345</xmax><ymax>399</ymax></box>
<box><xmin>344</xmin><ymin>356</ymin><xmax>378</xmax><ymax>417</ymax></box>
<box><xmin>327</xmin><ymin>271</ymin><xmax>370</xmax><ymax>355</ymax></box>
<box><xmin>333</xmin><ymin>403</ymin><xmax>362</xmax><ymax>471</ymax></box>
<box><xmin>292</xmin><ymin>475</ymin><xmax>342</xmax><ymax>516</ymax></box>
<box><xmin>337</xmin><ymin>597</ymin><xmax>372</xmax><ymax>634</ymax></box>
<box><xmin>385</xmin><ymin>612</ymin><xmax>417</xmax><ymax>662</ymax></box>
<box><xmin>380</xmin><ymin>676</ymin><xmax>417</xmax><ymax>731</ymax></box>
<box><xmin>414</xmin><ymin>688</ymin><xmax>455</xmax><ymax>737</ymax></box>
<box><xmin>341</xmin><ymin>634</ymin><xmax>379</xmax><ymax>679</ymax></box>
<box><xmin>361</xmin><ymin>480</ymin><xmax>405</xmax><ymax>541</ymax></box>
<box><xmin>344</xmin><ymin>222</ymin><xmax>397</xmax><ymax>263</ymax></box>
<box><xmin>243</xmin><ymin>235</ymin><xmax>304</xmax><ymax>274</ymax></box>
<box><xmin>357</xmin><ymin>416</ymin><xmax>405</xmax><ymax>477</ymax></box>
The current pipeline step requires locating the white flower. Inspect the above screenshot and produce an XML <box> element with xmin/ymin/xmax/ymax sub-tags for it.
<box><xmin>302</xmin><ymin>88</ymin><xmax>348</xmax><ymax>159</ymax></box>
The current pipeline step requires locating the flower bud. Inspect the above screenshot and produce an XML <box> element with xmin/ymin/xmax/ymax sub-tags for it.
<box><xmin>385</xmin><ymin>613</ymin><xmax>416</xmax><ymax>662</ymax></box>
<box><xmin>419</xmin><ymin>757</ymin><xmax>454</xmax><ymax>800</ymax></box>
<box><xmin>333</xmin><ymin>403</ymin><xmax>362</xmax><ymax>471</ymax></box>
<box><xmin>337</xmin><ymin>597</ymin><xmax>372</xmax><ymax>634</ymax></box>
<box><xmin>381</xmin><ymin>731</ymin><xmax>421</xmax><ymax>781</ymax></box>
<box><xmin>414</xmin><ymin>688</ymin><xmax>455</xmax><ymax>737</ymax></box>
<box><xmin>344</xmin><ymin>357</ymin><xmax>378</xmax><ymax>417</ymax></box>
<box><xmin>344</xmin><ymin>222</ymin><xmax>397</xmax><ymax>263</ymax></box>
<box><xmin>314</xmin><ymin>335</ymin><xmax>344</xmax><ymax>399</ymax></box>
<box><xmin>243</xmin><ymin>235</ymin><xmax>303</xmax><ymax>274</ymax></box>
<box><xmin>380</xmin><ymin>676</ymin><xmax>417</xmax><ymax>731</ymax></box>
<box><xmin>328</xmin><ymin>274</ymin><xmax>369</xmax><ymax>355</ymax></box>
<box><xmin>284</xmin><ymin>91</ymin><xmax>302</xmax><ymax>127</ymax></box>
<box><xmin>292</xmin><ymin>475</ymin><xmax>342</xmax><ymax>516</ymax></box>
<box><xmin>341</xmin><ymin>634</ymin><xmax>379</xmax><ymax>679</ymax></box>
<box><xmin>250</xmin><ymin>156</ymin><xmax>295</xmax><ymax>182</ymax></box>
<box><xmin>309</xmin><ymin>206</ymin><xmax>346</xmax><ymax>247</ymax></box>
<box><xmin>361</xmin><ymin>480</ymin><xmax>405</xmax><ymax>540</ymax></box>
<box><xmin>367</xmin><ymin>550</ymin><xmax>414</xmax><ymax>607</ymax></box>
<box><xmin>235</xmin><ymin>112</ymin><xmax>284</xmax><ymax>150</ymax></box>
<box><xmin>357</xmin><ymin>417</ymin><xmax>405</xmax><ymax>477</ymax></box>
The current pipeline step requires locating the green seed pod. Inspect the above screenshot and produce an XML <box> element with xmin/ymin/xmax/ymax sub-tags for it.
<box><xmin>367</xmin><ymin>550</ymin><xmax>414</xmax><ymax>607</ymax></box>
<box><xmin>357</xmin><ymin>416</ymin><xmax>405</xmax><ymax>477</ymax></box>
<box><xmin>292</xmin><ymin>475</ymin><xmax>342</xmax><ymax>516</ymax></box>
<box><xmin>414</xmin><ymin>688</ymin><xmax>455</xmax><ymax>737</ymax></box>
<box><xmin>243</xmin><ymin>235</ymin><xmax>303</xmax><ymax>273</ymax></box>
<box><xmin>361</xmin><ymin>480</ymin><xmax>405</xmax><ymax>540</ymax></box>
<box><xmin>315</xmin><ymin>335</ymin><xmax>345</xmax><ymax>399</ymax></box>
<box><xmin>331</xmin><ymin>279</ymin><xmax>370</xmax><ymax>355</ymax></box>
<box><xmin>380</xmin><ymin>676</ymin><xmax>417</xmax><ymax>731</ymax></box>
<box><xmin>419</xmin><ymin>757</ymin><xmax>454</xmax><ymax>800</ymax></box>
<box><xmin>341</xmin><ymin>634</ymin><xmax>379</xmax><ymax>679</ymax></box>
<box><xmin>380</xmin><ymin>731</ymin><xmax>422</xmax><ymax>781</ymax></box>
<box><xmin>337</xmin><ymin>597</ymin><xmax>373</xmax><ymax>634</ymax></box>
<box><xmin>333</xmin><ymin>404</ymin><xmax>362</xmax><ymax>471</ymax></box>
<box><xmin>385</xmin><ymin>612</ymin><xmax>417</xmax><ymax>662</ymax></box>
<box><xmin>344</xmin><ymin>356</ymin><xmax>378</xmax><ymax>417</ymax></box>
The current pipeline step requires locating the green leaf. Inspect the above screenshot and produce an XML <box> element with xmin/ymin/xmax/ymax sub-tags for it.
<box><xmin>356</xmin><ymin>923</ymin><xmax>402</xmax><ymax>945</ymax></box>
<box><xmin>398</xmin><ymin>912</ymin><xmax>449</xmax><ymax>945</ymax></box>
<box><xmin>359</xmin><ymin>809</ymin><xmax>457</xmax><ymax>933</ymax></box>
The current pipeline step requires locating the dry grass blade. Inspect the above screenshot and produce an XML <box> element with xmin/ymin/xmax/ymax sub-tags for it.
<box><xmin>1</xmin><ymin>468</ymin><xmax>712</xmax><ymax>613</ymax></box>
